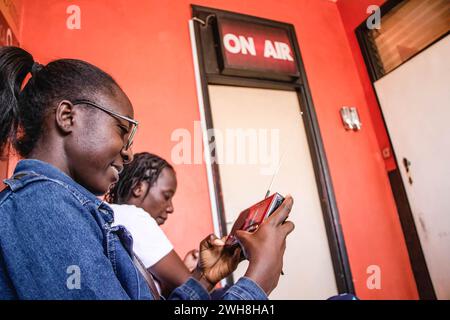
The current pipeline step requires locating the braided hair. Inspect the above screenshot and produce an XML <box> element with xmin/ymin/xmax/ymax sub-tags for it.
<box><xmin>105</xmin><ymin>152</ymin><xmax>174</xmax><ymax>204</ymax></box>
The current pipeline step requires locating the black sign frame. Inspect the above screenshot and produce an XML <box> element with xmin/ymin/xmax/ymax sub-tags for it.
<box><xmin>191</xmin><ymin>4</ymin><xmax>355</xmax><ymax>295</ymax></box>
<box><xmin>215</xmin><ymin>16</ymin><xmax>300</xmax><ymax>81</ymax></box>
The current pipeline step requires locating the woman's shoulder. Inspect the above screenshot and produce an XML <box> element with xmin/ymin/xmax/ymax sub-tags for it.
<box><xmin>1</xmin><ymin>170</ymin><xmax>94</xmax><ymax>210</ymax></box>
<box><xmin>1</xmin><ymin>176</ymin><xmax>85</xmax><ymax>214</ymax></box>
<box><xmin>0</xmin><ymin>176</ymin><xmax>104</xmax><ymax>241</ymax></box>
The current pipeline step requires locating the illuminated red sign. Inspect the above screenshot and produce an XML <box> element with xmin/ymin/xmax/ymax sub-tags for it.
<box><xmin>216</xmin><ymin>18</ymin><xmax>299</xmax><ymax>80</ymax></box>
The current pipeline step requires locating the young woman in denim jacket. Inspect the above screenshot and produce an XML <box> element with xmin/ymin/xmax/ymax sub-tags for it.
<box><xmin>0</xmin><ymin>46</ymin><xmax>295</xmax><ymax>300</ymax></box>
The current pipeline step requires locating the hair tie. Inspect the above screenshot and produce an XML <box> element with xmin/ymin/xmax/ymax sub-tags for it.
<box><xmin>31</xmin><ymin>61</ymin><xmax>43</xmax><ymax>76</ymax></box>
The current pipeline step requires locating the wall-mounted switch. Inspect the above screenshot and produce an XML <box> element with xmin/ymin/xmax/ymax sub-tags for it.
<box><xmin>340</xmin><ymin>106</ymin><xmax>362</xmax><ymax>131</ymax></box>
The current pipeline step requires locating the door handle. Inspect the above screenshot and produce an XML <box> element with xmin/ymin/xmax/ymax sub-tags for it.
<box><xmin>403</xmin><ymin>157</ymin><xmax>411</xmax><ymax>172</ymax></box>
<box><xmin>402</xmin><ymin>157</ymin><xmax>413</xmax><ymax>185</ymax></box>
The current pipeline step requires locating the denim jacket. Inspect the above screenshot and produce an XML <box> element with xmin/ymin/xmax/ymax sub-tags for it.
<box><xmin>0</xmin><ymin>159</ymin><xmax>267</xmax><ymax>300</ymax></box>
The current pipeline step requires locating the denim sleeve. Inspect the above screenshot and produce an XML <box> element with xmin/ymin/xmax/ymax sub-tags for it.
<box><xmin>168</xmin><ymin>277</ymin><xmax>268</xmax><ymax>300</ymax></box>
<box><xmin>220</xmin><ymin>277</ymin><xmax>268</xmax><ymax>300</ymax></box>
<box><xmin>0</xmin><ymin>181</ymin><xmax>130</xmax><ymax>299</ymax></box>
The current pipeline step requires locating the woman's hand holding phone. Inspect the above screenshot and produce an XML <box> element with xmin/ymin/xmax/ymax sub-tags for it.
<box><xmin>235</xmin><ymin>195</ymin><xmax>295</xmax><ymax>295</ymax></box>
<box><xmin>193</xmin><ymin>234</ymin><xmax>242</xmax><ymax>291</ymax></box>
<box><xmin>193</xmin><ymin>195</ymin><xmax>294</xmax><ymax>295</ymax></box>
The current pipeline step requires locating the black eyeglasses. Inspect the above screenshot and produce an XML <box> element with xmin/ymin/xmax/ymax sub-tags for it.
<box><xmin>72</xmin><ymin>99</ymin><xmax>138</xmax><ymax>150</ymax></box>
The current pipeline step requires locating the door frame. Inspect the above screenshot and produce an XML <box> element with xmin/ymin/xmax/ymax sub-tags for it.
<box><xmin>190</xmin><ymin>5</ymin><xmax>354</xmax><ymax>294</ymax></box>
<box><xmin>355</xmin><ymin>0</ymin><xmax>439</xmax><ymax>299</ymax></box>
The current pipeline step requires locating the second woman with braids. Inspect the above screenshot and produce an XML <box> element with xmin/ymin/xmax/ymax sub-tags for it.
<box><xmin>105</xmin><ymin>152</ymin><xmax>199</xmax><ymax>297</ymax></box>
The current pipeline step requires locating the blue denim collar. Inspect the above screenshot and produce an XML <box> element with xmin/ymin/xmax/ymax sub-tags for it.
<box><xmin>11</xmin><ymin>159</ymin><xmax>114</xmax><ymax>221</ymax></box>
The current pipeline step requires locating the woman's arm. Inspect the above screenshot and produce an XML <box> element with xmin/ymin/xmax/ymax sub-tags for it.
<box><xmin>149</xmin><ymin>249</ymin><xmax>191</xmax><ymax>297</ymax></box>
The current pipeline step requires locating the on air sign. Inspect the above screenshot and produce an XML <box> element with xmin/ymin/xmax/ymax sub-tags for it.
<box><xmin>216</xmin><ymin>18</ymin><xmax>299</xmax><ymax>81</ymax></box>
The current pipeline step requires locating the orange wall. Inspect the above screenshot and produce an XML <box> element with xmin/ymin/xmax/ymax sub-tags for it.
<box><xmin>0</xmin><ymin>155</ymin><xmax>7</xmax><ymax>188</ymax></box>
<box><xmin>18</xmin><ymin>0</ymin><xmax>417</xmax><ymax>299</ymax></box>
<box><xmin>337</xmin><ymin>0</ymin><xmax>396</xmax><ymax>171</ymax></box>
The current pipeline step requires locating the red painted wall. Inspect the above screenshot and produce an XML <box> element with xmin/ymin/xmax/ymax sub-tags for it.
<box><xmin>337</xmin><ymin>0</ymin><xmax>396</xmax><ymax>171</ymax></box>
<box><xmin>0</xmin><ymin>156</ymin><xmax>7</xmax><ymax>189</ymax></box>
<box><xmin>17</xmin><ymin>0</ymin><xmax>417</xmax><ymax>299</ymax></box>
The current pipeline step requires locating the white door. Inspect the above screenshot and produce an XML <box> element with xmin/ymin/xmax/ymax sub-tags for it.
<box><xmin>374</xmin><ymin>35</ymin><xmax>450</xmax><ymax>299</ymax></box>
<box><xmin>207</xmin><ymin>85</ymin><xmax>338</xmax><ymax>299</ymax></box>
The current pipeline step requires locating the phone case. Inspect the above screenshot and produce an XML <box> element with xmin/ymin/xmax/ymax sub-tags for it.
<box><xmin>225</xmin><ymin>193</ymin><xmax>284</xmax><ymax>248</ymax></box>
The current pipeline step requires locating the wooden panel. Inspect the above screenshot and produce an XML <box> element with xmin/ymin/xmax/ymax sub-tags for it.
<box><xmin>369</xmin><ymin>0</ymin><xmax>450</xmax><ymax>73</ymax></box>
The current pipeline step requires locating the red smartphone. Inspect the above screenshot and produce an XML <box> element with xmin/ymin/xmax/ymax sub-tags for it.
<box><xmin>225</xmin><ymin>193</ymin><xmax>285</xmax><ymax>247</ymax></box>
